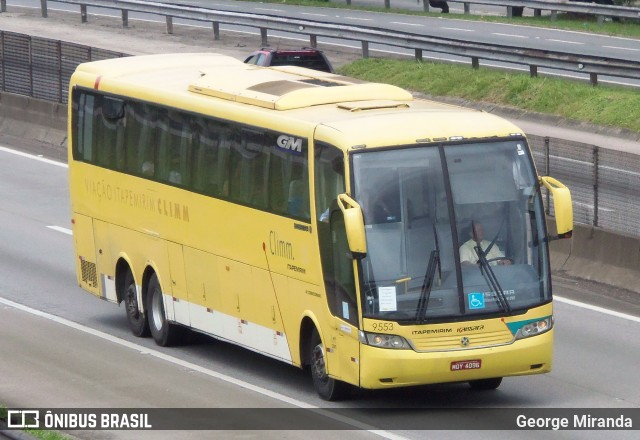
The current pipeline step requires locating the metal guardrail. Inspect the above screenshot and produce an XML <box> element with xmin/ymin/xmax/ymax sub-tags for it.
<box><xmin>2</xmin><ymin>0</ymin><xmax>640</xmax><ymax>86</ymax></box>
<box><xmin>351</xmin><ymin>0</ymin><xmax>640</xmax><ymax>22</ymax></box>
<box><xmin>1</xmin><ymin>30</ymin><xmax>639</xmax><ymax>238</ymax></box>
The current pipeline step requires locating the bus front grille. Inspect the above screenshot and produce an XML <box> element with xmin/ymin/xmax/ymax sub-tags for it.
<box><xmin>410</xmin><ymin>329</ymin><xmax>514</xmax><ymax>352</ymax></box>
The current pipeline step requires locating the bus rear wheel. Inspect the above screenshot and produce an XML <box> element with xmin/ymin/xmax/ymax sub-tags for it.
<box><xmin>147</xmin><ymin>273</ymin><xmax>183</xmax><ymax>347</ymax></box>
<box><xmin>124</xmin><ymin>270</ymin><xmax>149</xmax><ymax>337</ymax></box>
<box><xmin>309</xmin><ymin>329</ymin><xmax>350</xmax><ymax>401</ymax></box>
<box><xmin>469</xmin><ymin>377</ymin><xmax>503</xmax><ymax>390</ymax></box>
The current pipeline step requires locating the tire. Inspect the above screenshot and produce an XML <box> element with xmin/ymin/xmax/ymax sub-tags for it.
<box><xmin>469</xmin><ymin>377</ymin><xmax>503</xmax><ymax>390</ymax></box>
<box><xmin>123</xmin><ymin>270</ymin><xmax>149</xmax><ymax>337</ymax></box>
<box><xmin>309</xmin><ymin>329</ymin><xmax>350</xmax><ymax>401</ymax></box>
<box><xmin>147</xmin><ymin>273</ymin><xmax>183</xmax><ymax>346</ymax></box>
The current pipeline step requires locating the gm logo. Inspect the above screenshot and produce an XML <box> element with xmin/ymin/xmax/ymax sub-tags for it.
<box><xmin>276</xmin><ymin>135</ymin><xmax>303</xmax><ymax>153</ymax></box>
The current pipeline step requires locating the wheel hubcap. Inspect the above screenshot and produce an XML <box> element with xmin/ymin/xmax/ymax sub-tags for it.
<box><xmin>151</xmin><ymin>288</ymin><xmax>163</xmax><ymax>331</ymax></box>
<box><xmin>311</xmin><ymin>343</ymin><xmax>328</xmax><ymax>384</ymax></box>
<box><xmin>126</xmin><ymin>285</ymin><xmax>139</xmax><ymax>319</ymax></box>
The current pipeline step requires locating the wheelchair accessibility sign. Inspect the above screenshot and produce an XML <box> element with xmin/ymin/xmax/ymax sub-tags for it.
<box><xmin>468</xmin><ymin>292</ymin><xmax>485</xmax><ymax>310</ymax></box>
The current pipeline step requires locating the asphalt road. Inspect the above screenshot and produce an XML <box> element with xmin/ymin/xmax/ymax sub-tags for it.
<box><xmin>0</xmin><ymin>133</ymin><xmax>639</xmax><ymax>440</ymax></box>
<box><xmin>1</xmin><ymin>2</ymin><xmax>639</xmax><ymax>438</ymax></box>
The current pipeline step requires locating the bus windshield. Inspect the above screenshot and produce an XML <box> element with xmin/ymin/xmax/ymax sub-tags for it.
<box><xmin>353</xmin><ymin>140</ymin><xmax>549</xmax><ymax>322</ymax></box>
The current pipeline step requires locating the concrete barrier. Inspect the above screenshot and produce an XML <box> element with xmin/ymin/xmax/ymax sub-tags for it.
<box><xmin>550</xmin><ymin>223</ymin><xmax>640</xmax><ymax>290</ymax></box>
<box><xmin>0</xmin><ymin>92</ymin><xmax>67</xmax><ymax>151</ymax></box>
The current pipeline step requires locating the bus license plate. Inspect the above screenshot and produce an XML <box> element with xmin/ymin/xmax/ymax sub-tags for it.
<box><xmin>451</xmin><ymin>360</ymin><xmax>481</xmax><ymax>371</ymax></box>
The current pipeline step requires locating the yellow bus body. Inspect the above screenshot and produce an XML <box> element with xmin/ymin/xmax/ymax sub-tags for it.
<box><xmin>68</xmin><ymin>54</ymin><xmax>557</xmax><ymax>394</ymax></box>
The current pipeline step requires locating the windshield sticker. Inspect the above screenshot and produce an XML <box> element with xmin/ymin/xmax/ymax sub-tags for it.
<box><xmin>516</xmin><ymin>143</ymin><xmax>525</xmax><ymax>155</ymax></box>
<box><xmin>378</xmin><ymin>286</ymin><xmax>398</xmax><ymax>312</ymax></box>
<box><xmin>468</xmin><ymin>292</ymin><xmax>486</xmax><ymax>310</ymax></box>
<box><xmin>342</xmin><ymin>301</ymin><xmax>350</xmax><ymax>320</ymax></box>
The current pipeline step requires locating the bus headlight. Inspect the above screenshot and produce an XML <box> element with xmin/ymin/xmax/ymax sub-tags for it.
<box><xmin>514</xmin><ymin>317</ymin><xmax>553</xmax><ymax>340</ymax></box>
<box><xmin>359</xmin><ymin>331</ymin><xmax>411</xmax><ymax>349</ymax></box>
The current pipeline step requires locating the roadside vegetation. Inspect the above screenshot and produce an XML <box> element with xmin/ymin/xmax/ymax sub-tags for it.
<box><xmin>246</xmin><ymin>0</ymin><xmax>640</xmax><ymax>38</ymax></box>
<box><xmin>338</xmin><ymin>58</ymin><xmax>640</xmax><ymax>132</ymax></box>
<box><xmin>241</xmin><ymin>0</ymin><xmax>640</xmax><ymax>131</ymax></box>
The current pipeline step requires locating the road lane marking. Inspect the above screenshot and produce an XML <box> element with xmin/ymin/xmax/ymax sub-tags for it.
<box><xmin>344</xmin><ymin>17</ymin><xmax>373</xmax><ymax>21</ymax></box>
<box><xmin>547</xmin><ymin>39</ymin><xmax>584</xmax><ymax>45</ymax></box>
<box><xmin>390</xmin><ymin>22</ymin><xmax>424</xmax><ymax>27</ymax></box>
<box><xmin>0</xmin><ymin>146</ymin><xmax>67</xmax><ymax>168</ymax></box>
<box><xmin>300</xmin><ymin>12</ymin><xmax>328</xmax><ymax>17</ymax></box>
<box><xmin>602</xmin><ymin>45</ymin><xmax>640</xmax><ymax>52</ymax></box>
<box><xmin>441</xmin><ymin>27</ymin><xmax>474</xmax><ymax>32</ymax></box>
<box><xmin>555</xmin><ymin>296</ymin><xmax>640</xmax><ymax>323</ymax></box>
<box><xmin>47</xmin><ymin>226</ymin><xmax>73</xmax><ymax>235</ymax></box>
<box><xmin>0</xmin><ymin>296</ymin><xmax>407</xmax><ymax>440</ymax></box>
<box><xmin>492</xmin><ymin>33</ymin><xmax>528</xmax><ymax>39</ymax></box>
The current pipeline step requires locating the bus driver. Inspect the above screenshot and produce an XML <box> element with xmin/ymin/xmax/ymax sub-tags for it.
<box><xmin>459</xmin><ymin>221</ymin><xmax>511</xmax><ymax>266</ymax></box>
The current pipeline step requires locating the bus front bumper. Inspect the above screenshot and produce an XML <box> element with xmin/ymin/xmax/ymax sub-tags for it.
<box><xmin>358</xmin><ymin>329</ymin><xmax>553</xmax><ymax>389</ymax></box>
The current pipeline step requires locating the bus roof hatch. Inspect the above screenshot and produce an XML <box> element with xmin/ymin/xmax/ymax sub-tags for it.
<box><xmin>188</xmin><ymin>68</ymin><xmax>413</xmax><ymax>110</ymax></box>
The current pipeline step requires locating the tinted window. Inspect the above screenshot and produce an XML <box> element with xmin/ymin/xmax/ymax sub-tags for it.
<box><xmin>72</xmin><ymin>89</ymin><xmax>311</xmax><ymax>221</ymax></box>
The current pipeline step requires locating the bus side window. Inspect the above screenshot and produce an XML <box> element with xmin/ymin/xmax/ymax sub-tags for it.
<box><xmin>314</xmin><ymin>143</ymin><xmax>344</xmax><ymax>222</ymax></box>
<box><xmin>74</xmin><ymin>91</ymin><xmax>96</xmax><ymax>163</ymax></box>
<box><xmin>125</xmin><ymin>102</ymin><xmax>158</xmax><ymax>178</ymax></box>
<box><xmin>192</xmin><ymin>118</ymin><xmax>222</xmax><ymax>196</ymax></box>
<box><xmin>157</xmin><ymin>110</ymin><xmax>192</xmax><ymax>187</ymax></box>
<box><xmin>73</xmin><ymin>91</ymin><xmax>125</xmax><ymax>170</ymax></box>
<box><xmin>228</xmin><ymin>129</ymin><xmax>269</xmax><ymax>210</ymax></box>
<box><xmin>95</xmin><ymin>96</ymin><xmax>125</xmax><ymax>171</ymax></box>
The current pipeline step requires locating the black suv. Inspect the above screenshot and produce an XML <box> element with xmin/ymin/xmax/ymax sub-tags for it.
<box><xmin>244</xmin><ymin>48</ymin><xmax>334</xmax><ymax>73</ymax></box>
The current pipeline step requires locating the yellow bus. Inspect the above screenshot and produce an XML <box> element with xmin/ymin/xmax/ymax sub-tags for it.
<box><xmin>68</xmin><ymin>53</ymin><xmax>572</xmax><ymax>400</ymax></box>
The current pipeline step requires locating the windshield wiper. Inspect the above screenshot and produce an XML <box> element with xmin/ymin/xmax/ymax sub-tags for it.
<box><xmin>415</xmin><ymin>249</ymin><xmax>439</xmax><ymax>324</ymax></box>
<box><xmin>474</xmin><ymin>245</ymin><xmax>512</xmax><ymax>314</ymax></box>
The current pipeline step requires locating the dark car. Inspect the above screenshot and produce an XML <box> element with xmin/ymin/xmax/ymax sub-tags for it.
<box><xmin>243</xmin><ymin>48</ymin><xmax>334</xmax><ymax>73</ymax></box>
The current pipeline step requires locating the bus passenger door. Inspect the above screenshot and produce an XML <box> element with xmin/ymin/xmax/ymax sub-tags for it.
<box><xmin>321</xmin><ymin>207</ymin><xmax>361</xmax><ymax>386</ymax></box>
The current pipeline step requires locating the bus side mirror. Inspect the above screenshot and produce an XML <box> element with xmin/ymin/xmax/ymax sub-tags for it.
<box><xmin>540</xmin><ymin>176</ymin><xmax>573</xmax><ymax>240</ymax></box>
<box><xmin>337</xmin><ymin>193</ymin><xmax>367</xmax><ymax>256</ymax></box>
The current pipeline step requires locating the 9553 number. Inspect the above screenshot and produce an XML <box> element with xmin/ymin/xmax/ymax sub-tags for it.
<box><xmin>371</xmin><ymin>322</ymin><xmax>394</xmax><ymax>332</ymax></box>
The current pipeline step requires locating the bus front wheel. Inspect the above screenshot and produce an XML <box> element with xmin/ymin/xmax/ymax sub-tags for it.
<box><xmin>124</xmin><ymin>270</ymin><xmax>149</xmax><ymax>337</ymax></box>
<box><xmin>469</xmin><ymin>377</ymin><xmax>503</xmax><ymax>390</ymax></box>
<box><xmin>309</xmin><ymin>329</ymin><xmax>350</xmax><ymax>401</ymax></box>
<box><xmin>147</xmin><ymin>273</ymin><xmax>183</xmax><ymax>346</ymax></box>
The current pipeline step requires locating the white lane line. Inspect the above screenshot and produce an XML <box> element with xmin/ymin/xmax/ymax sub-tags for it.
<box><xmin>391</xmin><ymin>22</ymin><xmax>424</xmax><ymax>27</ymax></box>
<box><xmin>441</xmin><ymin>27</ymin><xmax>475</xmax><ymax>32</ymax></box>
<box><xmin>0</xmin><ymin>146</ymin><xmax>67</xmax><ymax>168</ymax></box>
<box><xmin>547</xmin><ymin>39</ymin><xmax>584</xmax><ymax>45</ymax></box>
<box><xmin>602</xmin><ymin>45</ymin><xmax>640</xmax><ymax>52</ymax></box>
<box><xmin>492</xmin><ymin>33</ymin><xmax>528</xmax><ymax>39</ymax></box>
<box><xmin>344</xmin><ymin>17</ymin><xmax>373</xmax><ymax>22</ymax></box>
<box><xmin>47</xmin><ymin>226</ymin><xmax>73</xmax><ymax>235</ymax></box>
<box><xmin>0</xmin><ymin>296</ymin><xmax>407</xmax><ymax>440</ymax></box>
<box><xmin>300</xmin><ymin>12</ymin><xmax>328</xmax><ymax>17</ymax></box>
<box><xmin>555</xmin><ymin>296</ymin><xmax>640</xmax><ymax>323</ymax></box>
<box><xmin>254</xmin><ymin>8</ymin><xmax>284</xmax><ymax>13</ymax></box>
